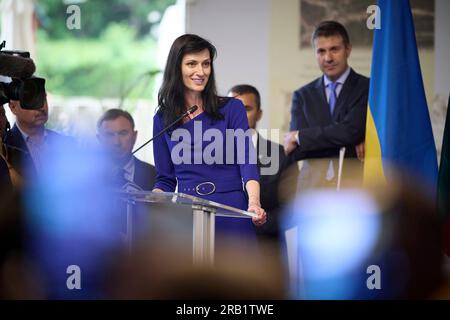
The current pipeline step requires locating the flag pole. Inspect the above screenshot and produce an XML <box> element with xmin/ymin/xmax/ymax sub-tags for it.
<box><xmin>337</xmin><ymin>147</ymin><xmax>346</xmax><ymax>191</ymax></box>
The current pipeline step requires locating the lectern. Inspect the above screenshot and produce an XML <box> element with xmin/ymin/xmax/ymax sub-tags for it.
<box><xmin>117</xmin><ymin>191</ymin><xmax>256</xmax><ymax>265</ymax></box>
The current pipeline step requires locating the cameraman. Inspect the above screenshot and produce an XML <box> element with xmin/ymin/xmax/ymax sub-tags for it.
<box><xmin>4</xmin><ymin>97</ymin><xmax>72</xmax><ymax>184</ymax></box>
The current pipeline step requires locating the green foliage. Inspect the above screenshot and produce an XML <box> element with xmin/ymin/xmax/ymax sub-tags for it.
<box><xmin>37</xmin><ymin>23</ymin><xmax>160</xmax><ymax>98</ymax></box>
<box><xmin>34</xmin><ymin>0</ymin><xmax>176</xmax><ymax>98</ymax></box>
<box><xmin>37</xmin><ymin>0</ymin><xmax>176</xmax><ymax>39</ymax></box>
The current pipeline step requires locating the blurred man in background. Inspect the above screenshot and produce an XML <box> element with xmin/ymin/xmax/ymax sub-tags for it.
<box><xmin>97</xmin><ymin>108</ymin><xmax>156</xmax><ymax>191</ymax></box>
<box><xmin>228</xmin><ymin>84</ymin><xmax>298</xmax><ymax>242</ymax></box>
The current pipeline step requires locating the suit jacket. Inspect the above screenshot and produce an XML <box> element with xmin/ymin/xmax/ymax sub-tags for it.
<box><xmin>256</xmin><ymin>134</ymin><xmax>299</xmax><ymax>239</ymax></box>
<box><xmin>114</xmin><ymin>156</ymin><xmax>156</xmax><ymax>234</ymax></box>
<box><xmin>4</xmin><ymin>124</ymin><xmax>73</xmax><ymax>181</ymax></box>
<box><xmin>288</xmin><ymin>68</ymin><xmax>369</xmax><ymax>188</ymax></box>
<box><xmin>290</xmin><ymin>68</ymin><xmax>369</xmax><ymax>158</ymax></box>
<box><xmin>133</xmin><ymin>156</ymin><xmax>156</xmax><ymax>191</ymax></box>
<box><xmin>0</xmin><ymin>155</ymin><xmax>12</xmax><ymax>190</ymax></box>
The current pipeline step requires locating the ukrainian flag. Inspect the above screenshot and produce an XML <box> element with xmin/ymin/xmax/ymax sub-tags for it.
<box><xmin>364</xmin><ymin>0</ymin><xmax>438</xmax><ymax>187</ymax></box>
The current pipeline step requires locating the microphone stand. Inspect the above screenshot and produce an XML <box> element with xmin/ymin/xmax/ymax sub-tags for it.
<box><xmin>336</xmin><ymin>147</ymin><xmax>346</xmax><ymax>191</ymax></box>
<box><xmin>132</xmin><ymin>105</ymin><xmax>198</xmax><ymax>155</ymax></box>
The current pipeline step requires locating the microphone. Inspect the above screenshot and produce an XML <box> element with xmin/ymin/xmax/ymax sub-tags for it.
<box><xmin>132</xmin><ymin>105</ymin><xmax>198</xmax><ymax>154</ymax></box>
<box><xmin>0</xmin><ymin>53</ymin><xmax>36</xmax><ymax>78</ymax></box>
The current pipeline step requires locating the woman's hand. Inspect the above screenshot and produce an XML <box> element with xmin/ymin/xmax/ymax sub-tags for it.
<box><xmin>245</xmin><ymin>180</ymin><xmax>266</xmax><ymax>226</ymax></box>
<box><xmin>248</xmin><ymin>203</ymin><xmax>267</xmax><ymax>227</ymax></box>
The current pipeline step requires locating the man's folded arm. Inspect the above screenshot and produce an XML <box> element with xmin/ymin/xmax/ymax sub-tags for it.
<box><xmin>296</xmin><ymin>93</ymin><xmax>368</xmax><ymax>152</ymax></box>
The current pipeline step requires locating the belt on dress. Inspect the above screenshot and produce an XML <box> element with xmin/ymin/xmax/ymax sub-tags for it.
<box><xmin>178</xmin><ymin>179</ymin><xmax>244</xmax><ymax>196</ymax></box>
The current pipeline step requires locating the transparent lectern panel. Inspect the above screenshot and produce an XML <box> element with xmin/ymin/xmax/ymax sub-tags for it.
<box><xmin>117</xmin><ymin>191</ymin><xmax>255</xmax><ymax>219</ymax></box>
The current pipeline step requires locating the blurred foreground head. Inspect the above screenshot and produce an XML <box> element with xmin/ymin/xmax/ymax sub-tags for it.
<box><xmin>0</xmin><ymin>191</ymin><xmax>45</xmax><ymax>299</ymax></box>
<box><xmin>283</xmin><ymin>173</ymin><xmax>444</xmax><ymax>299</ymax></box>
<box><xmin>106</xmin><ymin>239</ymin><xmax>286</xmax><ymax>299</ymax></box>
<box><xmin>1</xmin><ymin>140</ymin><xmax>125</xmax><ymax>299</ymax></box>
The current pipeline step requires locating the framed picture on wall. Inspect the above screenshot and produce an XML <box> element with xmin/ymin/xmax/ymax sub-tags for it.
<box><xmin>299</xmin><ymin>0</ymin><xmax>434</xmax><ymax>48</ymax></box>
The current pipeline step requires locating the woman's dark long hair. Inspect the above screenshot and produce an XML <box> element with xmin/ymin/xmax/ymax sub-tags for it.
<box><xmin>157</xmin><ymin>34</ymin><xmax>225</xmax><ymax>127</ymax></box>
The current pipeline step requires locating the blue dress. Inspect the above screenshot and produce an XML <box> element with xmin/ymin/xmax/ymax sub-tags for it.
<box><xmin>153</xmin><ymin>98</ymin><xmax>259</xmax><ymax>237</ymax></box>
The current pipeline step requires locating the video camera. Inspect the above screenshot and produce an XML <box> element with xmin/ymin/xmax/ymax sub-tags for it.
<box><xmin>0</xmin><ymin>40</ymin><xmax>46</xmax><ymax>110</ymax></box>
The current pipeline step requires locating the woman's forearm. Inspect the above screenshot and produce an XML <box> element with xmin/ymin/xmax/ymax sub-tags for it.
<box><xmin>245</xmin><ymin>180</ymin><xmax>261</xmax><ymax>206</ymax></box>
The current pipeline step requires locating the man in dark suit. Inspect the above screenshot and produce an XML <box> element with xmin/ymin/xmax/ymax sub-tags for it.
<box><xmin>284</xmin><ymin>20</ymin><xmax>368</xmax><ymax>189</ymax></box>
<box><xmin>4</xmin><ymin>98</ymin><xmax>72</xmax><ymax>186</ymax></box>
<box><xmin>97</xmin><ymin>109</ymin><xmax>156</xmax><ymax>191</ymax></box>
<box><xmin>229</xmin><ymin>85</ymin><xmax>298</xmax><ymax>241</ymax></box>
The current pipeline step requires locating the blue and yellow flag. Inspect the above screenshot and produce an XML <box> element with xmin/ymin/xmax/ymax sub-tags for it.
<box><xmin>364</xmin><ymin>0</ymin><xmax>438</xmax><ymax>187</ymax></box>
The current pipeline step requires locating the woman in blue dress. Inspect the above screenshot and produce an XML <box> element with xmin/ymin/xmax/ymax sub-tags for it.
<box><xmin>152</xmin><ymin>34</ymin><xmax>266</xmax><ymax>233</ymax></box>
